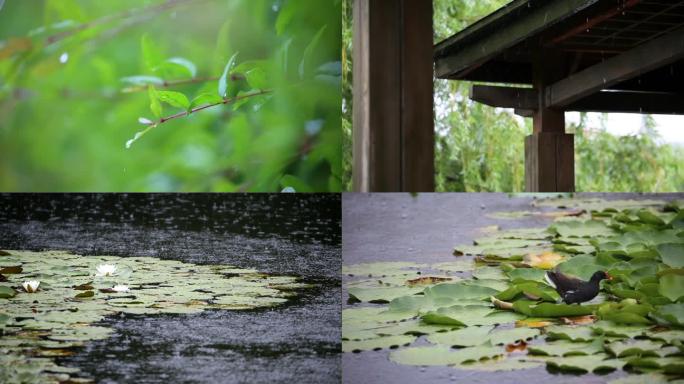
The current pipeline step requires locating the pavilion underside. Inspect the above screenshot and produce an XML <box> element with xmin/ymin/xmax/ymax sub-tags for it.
<box><xmin>435</xmin><ymin>0</ymin><xmax>684</xmax><ymax>192</ymax></box>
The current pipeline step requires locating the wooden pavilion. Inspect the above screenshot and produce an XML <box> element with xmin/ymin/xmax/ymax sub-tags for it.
<box><xmin>353</xmin><ymin>0</ymin><xmax>684</xmax><ymax>192</ymax></box>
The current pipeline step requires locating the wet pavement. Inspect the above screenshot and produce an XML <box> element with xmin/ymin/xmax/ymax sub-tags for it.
<box><xmin>0</xmin><ymin>193</ymin><xmax>341</xmax><ymax>384</ymax></box>
<box><xmin>342</xmin><ymin>192</ymin><xmax>684</xmax><ymax>384</ymax></box>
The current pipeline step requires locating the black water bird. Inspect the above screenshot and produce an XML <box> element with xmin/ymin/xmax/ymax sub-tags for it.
<box><xmin>545</xmin><ymin>267</ymin><xmax>611</xmax><ymax>305</ymax></box>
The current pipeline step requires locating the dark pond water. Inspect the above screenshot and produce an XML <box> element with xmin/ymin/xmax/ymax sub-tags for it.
<box><xmin>0</xmin><ymin>193</ymin><xmax>341</xmax><ymax>384</ymax></box>
<box><xmin>342</xmin><ymin>192</ymin><xmax>684</xmax><ymax>384</ymax></box>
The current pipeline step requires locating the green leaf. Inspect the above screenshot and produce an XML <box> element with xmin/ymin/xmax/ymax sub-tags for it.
<box><xmin>219</xmin><ymin>52</ymin><xmax>239</xmax><ymax>97</ymax></box>
<box><xmin>275</xmin><ymin>1</ymin><xmax>299</xmax><ymax>35</ymax></box>
<box><xmin>141</xmin><ymin>33</ymin><xmax>163</xmax><ymax>71</ymax></box>
<box><xmin>187</xmin><ymin>93</ymin><xmax>223</xmax><ymax>116</ymax></box>
<box><xmin>656</xmin><ymin>243</ymin><xmax>684</xmax><ymax>268</ymax></box>
<box><xmin>347</xmin><ymin>286</ymin><xmax>422</xmax><ymax>304</ymax></box>
<box><xmin>253</xmin><ymin>93</ymin><xmax>274</xmax><ymax>112</ymax></box>
<box><xmin>545</xmin><ymin>353</ymin><xmax>625</xmax><ymax>373</ymax></box>
<box><xmin>343</xmin><ymin>335</ymin><xmax>416</xmax><ymax>352</ymax></box>
<box><xmin>154</xmin><ymin>57</ymin><xmax>197</xmax><ymax>78</ymax></box>
<box><xmin>118</xmin><ymin>267</ymin><xmax>133</xmax><ymax>279</ymax></box>
<box><xmin>422</xmin><ymin>305</ymin><xmax>523</xmax><ymax>326</ymax></box>
<box><xmin>0</xmin><ymin>286</ymin><xmax>16</xmax><ymax>298</ymax></box>
<box><xmin>244</xmin><ymin>68</ymin><xmax>265</xmax><ymax>90</ymax></box>
<box><xmin>659</xmin><ymin>274</ymin><xmax>684</xmax><ymax>302</ymax></box>
<box><xmin>149</xmin><ymin>84</ymin><xmax>162</xmax><ymax>119</ymax></box>
<box><xmin>154</xmin><ymin>91</ymin><xmax>190</xmax><ymax>109</ymax></box>
<box><xmin>280</xmin><ymin>174</ymin><xmax>313</xmax><ymax>192</ymax></box>
<box><xmin>513</xmin><ymin>300</ymin><xmax>596</xmax><ymax>317</ymax></box>
<box><xmin>423</xmin><ymin>283</ymin><xmax>500</xmax><ymax>299</ymax></box>
<box><xmin>299</xmin><ymin>25</ymin><xmax>327</xmax><ymax>79</ymax></box>
<box><xmin>75</xmin><ymin>291</ymin><xmax>94</xmax><ymax>298</ymax></box>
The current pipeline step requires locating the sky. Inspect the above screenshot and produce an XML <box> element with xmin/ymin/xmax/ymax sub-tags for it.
<box><xmin>565</xmin><ymin>113</ymin><xmax>684</xmax><ymax>146</ymax></box>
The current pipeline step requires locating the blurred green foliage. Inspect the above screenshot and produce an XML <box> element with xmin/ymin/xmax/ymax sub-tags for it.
<box><xmin>0</xmin><ymin>0</ymin><xmax>341</xmax><ymax>191</ymax></box>
<box><xmin>342</xmin><ymin>0</ymin><xmax>684</xmax><ymax>192</ymax></box>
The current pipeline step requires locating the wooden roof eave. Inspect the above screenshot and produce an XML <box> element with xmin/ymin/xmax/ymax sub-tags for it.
<box><xmin>433</xmin><ymin>0</ymin><xmax>599</xmax><ymax>80</ymax></box>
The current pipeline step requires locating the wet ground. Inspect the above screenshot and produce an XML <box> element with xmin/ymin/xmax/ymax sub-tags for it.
<box><xmin>0</xmin><ymin>193</ymin><xmax>341</xmax><ymax>384</ymax></box>
<box><xmin>342</xmin><ymin>192</ymin><xmax>684</xmax><ymax>384</ymax></box>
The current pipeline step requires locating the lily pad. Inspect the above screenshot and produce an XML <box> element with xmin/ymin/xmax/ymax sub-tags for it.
<box><xmin>545</xmin><ymin>353</ymin><xmax>626</xmax><ymax>372</ymax></box>
<box><xmin>423</xmin><ymin>283</ymin><xmax>500</xmax><ymax>300</ymax></box>
<box><xmin>347</xmin><ymin>286</ymin><xmax>423</xmax><ymax>304</ymax></box>
<box><xmin>659</xmin><ymin>274</ymin><xmax>684</xmax><ymax>302</ymax></box>
<box><xmin>342</xmin><ymin>335</ymin><xmax>416</xmax><ymax>352</ymax></box>
<box><xmin>422</xmin><ymin>305</ymin><xmax>524</xmax><ymax>326</ymax></box>
<box><xmin>528</xmin><ymin>336</ymin><xmax>606</xmax><ymax>356</ymax></box>
<box><xmin>388</xmin><ymin>341</ymin><xmax>504</xmax><ymax>366</ymax></box>
<box><xmin>546</xmin><ymin>325</ymin><xmax>597</xmax><ymax>342</ymax></box>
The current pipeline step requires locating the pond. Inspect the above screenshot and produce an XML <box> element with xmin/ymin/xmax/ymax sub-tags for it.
<box><xmin>342</xmin><ymin>192</ymin><xmax>684</xmax><ymax>384</ymax></box>
<box><xmin>0</xmin><ymin>193</ymin><xmax>341</xmax><ymax>384</ymax></box>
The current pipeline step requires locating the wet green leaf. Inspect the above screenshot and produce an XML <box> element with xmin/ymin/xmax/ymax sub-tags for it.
<box><xmin>154</xmin><ymin>91</ymin><xmax>189</xmax><ymax>109</ymax></box>
<box><xmin>218</xmin><ymin>52</ymin><xmax>239</xmax><ymax>97</ymax></box>
<box><xmin>244</xmin><ymin>68</ymin><xmax>265</xmax><ymax>90</ymax></box>
<box><xmin>149</xmin><ymin>84</ymin><xmax>162</xmax><ymax>119</ymax></box>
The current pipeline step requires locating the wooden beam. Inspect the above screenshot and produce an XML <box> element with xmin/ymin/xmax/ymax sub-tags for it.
<box><xmin>401</xmin><ymin>0</ymin><xmax>434</xmax><ymax>192</ymax></box>
<box><xmin>434</xmin><ymin>0</ymin><xmax>595</xmax><ymax>79</ymax></box>
<box><xmin>470</xmin><ymin>86</ymin><xmax>684</xmax><ymax>115</ymax></box>
<box><xmin>525</xmin><ymin>133</ymin><xmax>574</xmax><ymax>192</ymax></box>
<box><xmin>352</xmin><ymin>0</ymin><xmax>401</xmax><ymax>192</ymax></box>
<box><xmin>546</xmin><ymin>26</ymin><xmax>684</xmax><ymax>108</ymax></box>
<box><xmin>352</xmin><ymin>0</ymin><xmax>434</xmax><ymax>192</ymax></box>
<box><xmin>469</xmin><ymin>85</ymin><xmax>537</xmax><ymax>110</ymax></box>
<box><xmin>568</xmin><ymin>91</ymin><xmax>684</xmax><ymax>114</ymax></box>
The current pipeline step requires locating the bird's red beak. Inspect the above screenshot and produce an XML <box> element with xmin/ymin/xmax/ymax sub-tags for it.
<box><xmin>606</xmin><ymin>273</ymin><xmax>612</xmax><ymax>280</ymax></box>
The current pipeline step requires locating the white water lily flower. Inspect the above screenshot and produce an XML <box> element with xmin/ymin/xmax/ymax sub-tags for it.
<box><xmin>22</xmin><ymin>281</ymin><xmax>40</xmax><ymax>293</ymax></box>
<box><xmin>96</xmin><ymin>264</ymin><xmax>117</xmax><ymax>276</ymax></box>
<box><xmin>112</xmin><ymin>285</ymin><xmax>129</xmax><ymax>292</ymax></box>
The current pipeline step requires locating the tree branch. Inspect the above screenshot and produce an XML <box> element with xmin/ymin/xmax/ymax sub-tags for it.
<box><xmin>145</xmin><ymin>89</ymin><xmax>275</xmax><ymax>126</ymax></box>
<box><xmin>121</xmin><ymin>75</ymin><xmax>244</xmax><ymax>93</ymax></box>
<box><xmin>45</xmin><ymin>0</ymin><xmax>216</xmax><ymax>46</ymax></box>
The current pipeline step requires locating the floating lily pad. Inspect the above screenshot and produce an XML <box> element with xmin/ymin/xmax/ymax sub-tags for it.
<box><xmin>0</xmin><ymin>250</ymin><xmax>312</xmax><ymax>380</ymax></box>
<box><xmin>528</xmin><ymin>336</ymin><xmax>606</xmax><ymax>356</ymax></box>
<box><xmin>659</xmin><ymin>274</ymin><xmax>684</xmax><ymax>302</ymax></box>
<box><xmin>343</xmin><ymin>335</ymin><xmax>416</xmax><ymax>352</ymax></box>
<box><xmin>342</xmin><ymin>262</ymin><xmax>428</xmax><ymax>277</ymax></box>
<box><xmin>347</xmin><ymin>286</ymin><xmax>423</xmax><ymax>304</ymax></box>
<box><xmin>650</xmin><ymin>303</ymin><xmax>684</xmax><ymax>328</ymax></box>
<box><xmin>606</xmin><ymin>339</ymin><xmax>665</xmax><ymax>358</ymax></box>
<box><xmin>545</xmin><ymin>353</ymin><xmax>626</xmax><ymax>372</ymax></box>
<box><xmin>423</xmin><ymin>283</ymin><xmax>500</xmax><ymax>300</ymax></box>
<box><xmin>590</xmin><ymin>320</ymin><xmax>651</xmax><ymax>339</ymax></box>
<box><xmin>546</xmin><ymin>325</ymin><xmax>597</xmax><ymax>342</ymax></box>
<box><xmin>551</xmin><ymin>221</ymin><xmax>619</xmax><ymax>238</ymax></box>
<box><xmin>456</xmin><ymin>355</ymin><xmax>545</xmax><ymax>371</ymax></box>
<box><xmin>388</xmin><ymin>341</ymin><xmax>504</xmax><ymax>366</ymax></box>
<box><xmin>422</xmin><ymin>305</ymin><xmax>524</xmax><ymax>327</ymax></box>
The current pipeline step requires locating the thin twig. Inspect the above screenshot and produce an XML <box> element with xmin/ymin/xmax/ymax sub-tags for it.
<box><xmin>146</xmin><ymin>89</ymin><xmax>275</xmax><ymax>125</ymax></box>
<box><xmin>122</xmin><ymin>75</ymin><xmax>244</xmax><ymax>93</ymax></box>
<box><xmin>45</xmin><ymin>0</ymin><xmax>215</xmax><ymax>46</ymax></box>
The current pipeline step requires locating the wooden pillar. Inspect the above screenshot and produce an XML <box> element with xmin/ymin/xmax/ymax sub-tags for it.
<box><xmin>352</xmin><ymin>0</ymin><xmax>434</xmax><ymax>192</ymax></box>
<box><xmin>525</xmin><ymin>50</ymin><xmax>574</xmax><ymax>192</ymax></box>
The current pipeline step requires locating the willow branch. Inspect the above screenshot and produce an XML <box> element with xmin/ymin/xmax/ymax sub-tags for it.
<box><xmin>145</xmin><ymin>89</ymin><xmax>275</xmax><ymax>126</ymax></box>
<box><xmin>45</xmin><ymin>0</ymin><xmax>215</xmax><ymax>46</ymax></box>
<box><xmin>122</xmin><ymin>75</ymin><xmax>244</xmax><ymax>93</ymax></box>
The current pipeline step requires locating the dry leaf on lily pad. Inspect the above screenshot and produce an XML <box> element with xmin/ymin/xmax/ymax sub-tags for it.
<box><xmin>505</xmin><ymin>339</ymin><xmax>527</xmax><ymax>353</ymax></box>
<box><xmin>523</xmin><ymin>252</ymin><xmax>565</xmax><ymax>269</ymax></box>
